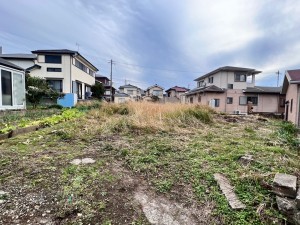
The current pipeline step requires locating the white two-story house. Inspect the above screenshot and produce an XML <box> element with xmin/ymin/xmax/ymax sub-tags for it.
<box><xmin>185</xmin><ymin>66</ymin><xmax>285</xmax><ymax>114</ymax></box>
<box><xmin>114</xmin><ymin>84</ymin><xmax>143</xmax><ymax>103</ymax></box>
<box><xmin>30</xmin><ymin>49</ymin><xmax>98</xmax><ymax>100</ymax></box>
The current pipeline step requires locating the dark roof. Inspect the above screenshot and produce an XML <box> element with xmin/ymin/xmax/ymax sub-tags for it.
<box><xmin>114</xmin><ymin>92</ymin><xmax>130</xmax><ymax>97</ymax></box>
<box><xmin>243</xmin><ymin>86</ymin><xmax>282</xmax><ymax>94</ymax></box>
<box><xmin>194</xmin><ymin>66</ymin><xmax>261</xmax><ymax>81</ymax></box>
<box><xmin>119</xmin><ymin>84</ymin><xmax>139</xmax><ymax>89</ymax></box>
<box><xmin>26</xmin><ymin>64</ymin><xmax>41</xmax><ymax>72</ymax></box>
<box><xmin>32</xmin><ymin>49</ymin><xmax>77</xmax><ymax>54</ymax></box>
<box><xmin>31</xmin><ymin>49</ymin><xmax>98</xmax><ymax>71</ymax></box>
<box><xmin>146</xmin><ymin>84</ymin><xmax>164</xmax><ymax>91</ymax></box>
<box><xmin>185</xmin><ymin>85</ymin><xmax>224</xmax><ymax>95</ymax></box>
<box><xmin>287</xmin><ymin>69</ymin><xmax>300</xmax><ymax>81</ymax></box>
<box><xmin>165</xmin><ymin>86</ymin><xmax>189</xmax><ymax>93</ymax></box>
<box><xmin>95</xmin><ymin>74</ymin><xmax>110</xmax><ymax>80</ymax></box>
<box><xmin>0</xmin><ymin>54</ymin><xmax>36</xmax><ymax>59</ymax></box>
<box><xmin>0</xmin><ymin>58</ymin><xmax>24</xmax><ymax>71</ymax></box>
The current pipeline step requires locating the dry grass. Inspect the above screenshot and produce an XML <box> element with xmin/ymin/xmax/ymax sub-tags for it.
<box><xmin>91</xmin><ymin>102</ymin><xmax>215</xmax><ymax>133</ymax></box>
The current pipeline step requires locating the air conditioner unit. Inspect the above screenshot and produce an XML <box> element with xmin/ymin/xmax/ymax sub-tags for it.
<box><xmin>234</xmin><ymin>110</ymin><xmax>240</xmax><ymax>115</ymax></box>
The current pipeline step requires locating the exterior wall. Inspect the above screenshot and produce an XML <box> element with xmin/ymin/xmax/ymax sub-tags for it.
<box><xmin>115</xmin><ymin>96</ymin><xmax>131</xmax><ymax>103</ymax></box>
<box><xmin>71</xmin><ymin>57</ymin><xmax>95</xmax><ymax>97</ymax></box>
<box><xmin>0</xmin><ymin>65</ymin><xmax>26</xmax><ymax>110</ymax></box>
<box><xmin>197</xmin><ymin>71</ymin><xmax>255</xmax><ymax>89</ymax></box>
<box><xmin>3</xmin><ymin>59</ymin><xmax>34</xmax><ymax>70</ymax></box>
<box><xmin>31</xmin><ymin>54</ymin><xmax>71</xmax><ymax>93</ymax></box>
<box><xmin>285</xmin><ymin>83</ymin><xmax>299</xmax><ymax>125</ymax></box>
<box><xmin>185</xmin><ymin>90</ymin><xmax>283</xmax><ymax>114</ymax></box>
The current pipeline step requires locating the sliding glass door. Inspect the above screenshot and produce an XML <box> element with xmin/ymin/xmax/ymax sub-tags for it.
<box><xmin>1</xmin><ymin>70</ymin><xmax>12</xmax><ymax>106</ymax></box>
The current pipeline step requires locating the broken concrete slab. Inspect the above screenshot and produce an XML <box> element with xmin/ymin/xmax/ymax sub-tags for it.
<box><xmin>214</xmin><ymin>173</ymin><xmax>246</xmax><ymax>210</ymax></box>
<box><xmin>276</xmin><ymin>196</ymin><xmax>297</xmax><ymax>215</ymax></box>
<box><xmin>273</xmin><ymin>173</ymin><xmax>297</xmax><ymax>198</ymax></box>
<box><xmin>296</xmin><ymin>188</ymin><xmax>300</xmax><ymax>209</ymax></box>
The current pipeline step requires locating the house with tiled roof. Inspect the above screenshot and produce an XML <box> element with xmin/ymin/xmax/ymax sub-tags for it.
<box><xmin>282</xmin><ymin>69</ymin><xmax>300</xmax><ymax>126</ymax></box>
<box><xmin>185</xmin><ymin>66</ymin><xmax>285</xmax><ymax>114</ymax></box>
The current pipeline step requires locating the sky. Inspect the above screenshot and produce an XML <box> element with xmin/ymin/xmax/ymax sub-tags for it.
<box><xmin>0</xmin><ymin>0</ymin><xmax>300</xmax><ymax>90</ymax></box>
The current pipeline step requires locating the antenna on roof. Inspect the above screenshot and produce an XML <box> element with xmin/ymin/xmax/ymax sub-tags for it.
<box><xmin>76</xmin><ymin>43</ymin><xmax>80</xmax><ymax>52</ymax></box>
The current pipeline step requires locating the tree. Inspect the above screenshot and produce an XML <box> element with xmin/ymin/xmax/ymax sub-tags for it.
<box><xmin>91</xmin><ymin>82</ymin><xmax>105</xmax><ymax>99</ymax></box>
<box><xmin>151</xmin><ymin>95</ymin><xmax>160</xmax><ymax>102</ymax></box>
<box><xmin>25</xmin><ymin>74</ymin><xmax>62</xmax><ymax>108</ymax></box>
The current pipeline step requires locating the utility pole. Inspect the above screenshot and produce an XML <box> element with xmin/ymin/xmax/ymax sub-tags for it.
<box><xmin>276</xmin><ymin>70</ymin><xmax>280</xmax><ymax>87</ymax></box>
<box><xmin>108</xmin><ymin>59</ymin><xmax>114</xmax><ymax>102</ymax></box>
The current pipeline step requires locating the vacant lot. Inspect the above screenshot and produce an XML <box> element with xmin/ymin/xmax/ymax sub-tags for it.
<box><xmin>0</xmin><ymin>102</ymin><xmax>299</xmax><ymax>225</ymax></box>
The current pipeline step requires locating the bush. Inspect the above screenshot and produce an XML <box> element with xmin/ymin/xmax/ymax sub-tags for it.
<box><xmin>91</xmin><ymin>83</ymin><xmax>105</xmax><ymax>99</ymax></box>
<box><xmin>277</xmin><ymin>121</ymin><xmax>299</xmax><ymax>148</ymax></box>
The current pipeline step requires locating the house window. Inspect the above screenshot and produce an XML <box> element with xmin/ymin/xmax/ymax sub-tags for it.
<box><xmin>227</xmin><ymin>97</ymin><xmax>233</xmax><ymax>104</ymax></box>
<box><xmin>198</xmin><ymin>95</ymin><xmax>201</xmax><ymax>102</ymax></box>
<box><xmin>45</xmin><ymin>55</ymin><xmax>61</xmax><ymax>64</ymax></box>
<box><xmin>228</xmin><ymin>84</ymin><xmax>233</xmax><ymax>89</ymax></box>
<box><xmin>89</xmin><ymin>69</ymin><xmax>94</xmax><ymax>76</ymax></box>
<box><xmin>190</xmin><ymin>97</ymin><xmax>193</xmax><ymax>103</ymax></box>
<box><xmin>47</xmin><ymin>68</ymin><xmax>62</xmax><ymax>72</ymax></box>
<box><xmin>235</xmin><ymin>73</ymin><xmax>246</xmax><ymax>82</ymax></box>
<box><xmin>152</xmin><ymin>90</ymin><xmax>162</xmax><ymax>96</ymax></box>
<box><xmin>75</xmin><ymin>59</ymin><xmax>87</xmax><ymax>73</ymax></box>
<box><xmin>127</xmin><ymin>90</ymin><xmax>134</xmax><ymax>95</ymax></box>
<box><xmin>208</xmin><ymin>77</ymin><xmax>214</xmax><ymax>83</ymax></box>
<box><xmin>198</xmin><ymin>80</ymin><xmax>205</xmax><ymax>87</ymax></box>
<box><xmin>105</xmin><ymin>90</ymin><xmax>111</xmax><ymax>95</ymax></box>
<box><xmin>290</xmin><ymin>99</ymin><xmax>293</xmax><ymax>113</ymax></box>
<box><xmin>1</xmin><ymin>70</ymin><xmax>12</xmax><ymax>106</ymax></box>
<box><xmin>239</xmin><ymin>96</ymin><xmax>258</xmax><ymax>105</ymax></box>
<box><xmin>47</xmin><ymin>79</ymin><xmax>63</xmax><ymax>92</ymax></box>
<box><xmin>214</xmin><ymin>99</ymin><xmax>220</xmax><ymax>107</ymax></box>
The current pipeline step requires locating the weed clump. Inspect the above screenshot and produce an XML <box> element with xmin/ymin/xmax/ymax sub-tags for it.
<box><xmin>277</xmin><ymin>121</ymin><xmax>299</xmax><ymax>149</ymax></box>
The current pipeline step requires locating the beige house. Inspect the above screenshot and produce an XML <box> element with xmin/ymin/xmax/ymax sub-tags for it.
<box><xmin>185</xmin><ymin>66</ymin><xmax>285</xmax><ymax>114</ymax></box>
<box><xmin>282</xmin><ymin>69</ymin><xmax>300</xmax><ymax>126</ymax></box>
<box><xmin>145</xmin><ymin>84</ymin><xmax>164</xmax><ymax>99</ymax></box>
<box><xmin>30</xmin><ymin>49</ymin><xmax>98</xmax><ymax>100</ymax></box>
<box><xmin>118</xmin><ymin>84</ymin><xmax>142</xmax><ymax>102</ymax></box>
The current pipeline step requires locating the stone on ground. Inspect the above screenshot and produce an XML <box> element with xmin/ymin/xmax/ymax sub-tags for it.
<box><xmin>214</xmin><ymin>173</ymin><xmax>246</xmax><ymax>210</ymax></box>
<box><xmin>273</xmin><ymin>173</ymin><xmax>297</xmax><ymax>198</ymax></box>
<box><xmin>70</xmin><ymin>158</ymin><xmax>95</xmax><ymax>165</ymax></box>
<box><xmin>276</xmin><ymin>196</ymin><xmax>300</xmax><ymax>225</ymax></box>
<box><xmin>81</xmin><ymin>158</ymin><xmax>95</xmax><ymax>164</ymax></box>
<box><xmin>70</xmin><ymin>159</ymin><xmax>81</xmax><ymax>165</ymax></box>
<box><xmin>238</xmin><ymin>155</ymin><xmax>254</xmax><ymax>165</ymax></box>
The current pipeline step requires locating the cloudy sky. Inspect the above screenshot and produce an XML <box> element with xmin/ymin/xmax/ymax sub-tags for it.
<box><xmin>0</xmin><ymin>0</ymin><xmax>300</xmax><ymax>89</ymax></box>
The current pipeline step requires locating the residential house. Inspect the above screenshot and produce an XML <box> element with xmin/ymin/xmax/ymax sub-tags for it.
<box><xmin>95</xmin><ymin>75</ymin><xmax>116</xmax><ymax>101</ymax></box>
<box><xmin>165</xmin><ymin>86</ymin><xmax>189</xmax><ymax>103</ymax></box>
<box><xmin>145</xmin><ymin>84</ymin><xmax>164</xmax><ymax>99</ymax></box>
<box><xmin>30</xmin><ymin>49</ymin><xmax>98</xmax><ymax>102</ymax></box>
<box><xmin>0</xmin><ymin>58</ymin><xmax>25</xmax><ymax>110</ymax></box>
<box><xmin>282</xmin><ymin>69</ymin><xmax>300</xmax><ymax>126</ymax></box>
<box><xmin>185</xmin><ymin>66</ymin><xmax>284</xmax><ymax>114</ymax></box>
<box><xmin>118</xmin><ymin>84</ymin><xmax>142</xmax><ymax>101</ymax></box>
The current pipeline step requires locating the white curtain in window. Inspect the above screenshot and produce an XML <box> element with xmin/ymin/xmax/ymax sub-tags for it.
<box><xmin>13</xmin><ymin>73</ymin><xmax>24</xmax><ymax>105</ymax></box>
